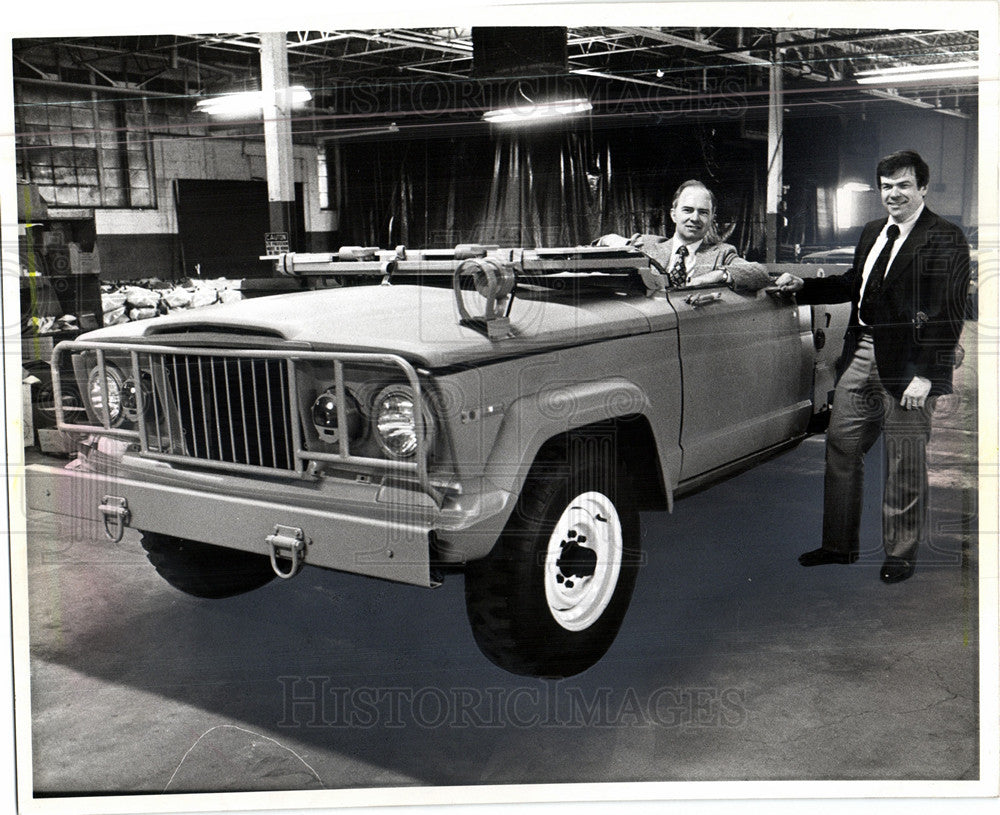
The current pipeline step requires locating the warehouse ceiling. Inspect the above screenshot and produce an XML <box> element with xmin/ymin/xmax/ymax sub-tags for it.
<box><xmin>12</xmin><ymin>27</ymin><xmax>980</xmax><ymax>136</ymax></box>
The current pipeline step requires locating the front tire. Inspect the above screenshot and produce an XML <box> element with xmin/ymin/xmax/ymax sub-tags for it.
<box><xmin>140</xmin><ymin>532</ymin><xmax>276</xmax><ymax>599</ymax></box>
<box><xmin>464</xmin><ymin>436</ymin><xmax>641</xmax><ymax>677</ymax></box>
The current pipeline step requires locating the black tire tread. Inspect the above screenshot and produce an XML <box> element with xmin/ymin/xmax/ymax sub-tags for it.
<box><xmin>465</xmin><ymin>437</ymin><xmax>640</xmax><ymax>677</ymax></box>
<box><xmin>140</xmin><ymin>532</ymin><xmax>275</xmax><ymax>599</ymax></box>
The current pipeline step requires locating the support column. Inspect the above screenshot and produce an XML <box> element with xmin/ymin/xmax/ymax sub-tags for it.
<box><xmin>766</xmin><ymin>58</ymin><xmax>784</xmax><ymax>262</ymax></box>
<box><xmin>260</xmin><ymin>32</ymin><xmax>296</xmax><ymax>250</ymax></box>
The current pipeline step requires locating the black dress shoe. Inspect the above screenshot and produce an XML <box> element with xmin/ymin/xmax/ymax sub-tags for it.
<box><xmin>880</xmin><ymin>557</ymin><xmax>915</xmax><ymax>583</ymax></box>
<box><xmin>798</xmin><ymin>547</ymin><xmax>858</xmax><ymax>567</ymax></box>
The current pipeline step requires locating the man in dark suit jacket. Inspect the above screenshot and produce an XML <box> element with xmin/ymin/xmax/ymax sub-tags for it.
<box><xmin>775</xmin><ymin>150</ymin><xmax>970</xmax><ymax>583</ymax></box>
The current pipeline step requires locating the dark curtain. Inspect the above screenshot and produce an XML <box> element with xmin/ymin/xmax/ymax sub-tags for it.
<box><xmin>339</xmin><ymin>130</ymin><xmax>608</xmax><ymax>248</ymax></box>
<box><xmin>782</xmin><ymin>115</ymin><xmax>843</xmax><ymax>250</ymax></box>
<box><xmin>338</xmin><ymin>121</ymin><xmax>765</xmax><ymax>253</ymax></box>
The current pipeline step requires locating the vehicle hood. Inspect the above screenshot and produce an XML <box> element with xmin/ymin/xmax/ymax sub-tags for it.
<box><xmin>78</xmin><ymin>283</ymin><xmax>658</xmax><ymax>368</ymax></box>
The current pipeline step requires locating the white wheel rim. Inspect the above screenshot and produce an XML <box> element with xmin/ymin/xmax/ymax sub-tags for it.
<box><xmin>543</xmin><ymin>491</ymin><xmax>623</xmax><ymax>632</ymax></box>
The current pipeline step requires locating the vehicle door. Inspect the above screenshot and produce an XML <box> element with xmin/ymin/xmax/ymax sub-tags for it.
<box><xmin>668</xmin><ymin>283</ymin><xmax>813</xmax><ymax>480</ymax></box>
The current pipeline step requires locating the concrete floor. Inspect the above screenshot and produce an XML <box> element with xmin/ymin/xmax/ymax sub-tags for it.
<box><xmin>15</xmin><ymin>325</ymin><xmax>985</xmax><ymax>807</ymax></box>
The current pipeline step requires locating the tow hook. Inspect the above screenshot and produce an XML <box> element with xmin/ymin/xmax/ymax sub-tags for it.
<box><xmin>98</xmin><ymin>495</ymin><xmax>130</xmax><ymax>543</ymax></box>
<box><xmin>266</xmin><ymin>525</ymin><xmax>308</xmax><ymax>579</ymax></box>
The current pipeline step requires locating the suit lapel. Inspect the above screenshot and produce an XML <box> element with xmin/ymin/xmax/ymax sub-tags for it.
<box><xmin>850</xmin><ymin>220</ymin><xmax>884</xmax><ymax>299</ymax></box>
<box><xmin>882</xmin><ymin>207</ymin><xmax>935</xmax><ymax>291</ymax></box>
<box><xmin>689</xmin><ymin>243</ymin><xmax>718</xmax><ymax>273</ymax></box>
<box><xmin>855</xmin><ymin>220</ymin><xmax>883</xmax><ymax>272</ymax></box>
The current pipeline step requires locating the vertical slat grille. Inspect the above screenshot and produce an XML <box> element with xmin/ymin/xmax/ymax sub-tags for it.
<box><xmin>165</xmin><ymin>354</ymin><xmax>294</xmax><ymax>470</ymax></box>
<box><xmin>53</xmin><ymin>340</ymin><xmax>438</xmax><ymax>503</ymax></box>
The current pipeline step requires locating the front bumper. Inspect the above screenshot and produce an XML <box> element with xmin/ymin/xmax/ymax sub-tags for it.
<box><xmin>24</xmin><ymin>459</ymin><xmax>440</xmax><ymax>587</ymax></box>
<box><xmin>25</xmin><ymin>441</ymin><xmax>519</xmax><ymax>587</ymax></box>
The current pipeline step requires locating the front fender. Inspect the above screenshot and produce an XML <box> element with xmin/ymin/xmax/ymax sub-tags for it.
<box><xmin>484</xmin><ymin>377</ymin><xmax>650</xmax><ymax>491</ymax></box>
<box><xmin>433</xmin><ymin>377</ymin><xmax>677</xmax><ymax>563</ymax></box>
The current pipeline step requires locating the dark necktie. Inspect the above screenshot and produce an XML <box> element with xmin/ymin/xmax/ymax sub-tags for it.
<box><xmin>667</xmin><ymin>245</ymin><xmax>688</xmax><ymax>288</ymax></box>
<box><xmin>859</xmin><ymin>224</ymin><xmax>901</xmax><ymax>325</ymax></box>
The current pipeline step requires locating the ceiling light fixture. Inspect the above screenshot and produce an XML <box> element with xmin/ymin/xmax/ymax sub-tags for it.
<box><xmin>854</xmin><ymin>61</ymin><xmax>976</xmax><ymax>77</ymax></box>
<box><xmin>483</xmin><ymin>97</ymin><xmax>592</xmax><ymax>124</ymax></box>
<box><xmin>195</xmin><ymin>85</ymin><xmax>313</xmax><ymax>117</ymax></box>
<box><xmin>854</xmin><ymin>63</ymin><xmax>978</xmax><ymax>84</ymax></box>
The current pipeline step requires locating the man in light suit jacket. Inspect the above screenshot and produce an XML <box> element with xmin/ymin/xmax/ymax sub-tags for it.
<box><xmin>775</xmin><ymin>150</ymin><xmax>970</xmax><ymax>583</ymax></box>
<box><xmin>598</xmin><ymin>179</ymin><xmax>772</xmax><ymax>294</ymax></box>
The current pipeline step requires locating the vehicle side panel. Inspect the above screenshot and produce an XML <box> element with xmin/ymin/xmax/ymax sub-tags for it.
<box><xmin>774</xmin><ymin>263</ymin><xmax>854</xmax><ymax>413</ymax></box>
<box><xmin>669</xmin><ymin>287</ymin><xmax>813</xmax><ymax>478</ymax></box>
<box><xmin>439</xmin><ymin>331</ymin><xmax>684</xmax><ymax>537</ymax></box>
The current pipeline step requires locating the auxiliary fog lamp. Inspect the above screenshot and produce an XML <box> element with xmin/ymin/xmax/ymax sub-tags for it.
<box><xmin>310</xmin><ymin>388</ymin><xmax>364</xmax><ymax>446</ymax></box>
<box><xmin>120</xmin><ymin>372</ymin><xmax>157</xmax><ymax>423</ymax></box>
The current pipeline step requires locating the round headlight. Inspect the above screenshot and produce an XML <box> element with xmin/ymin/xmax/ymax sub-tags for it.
<box><xmin>88</xmin><ymin>365</ymin><xmax>124</xmax><ymax>426</ymax></box>
<box><xmin>373</xmin><ymin>385</ymin><xmax>434</xmax><ymax>459</ymax></box>
<box><xmin>311</xmin><ymin>388</ymin><xmax>363</xmax><ymax>445</ymax></box>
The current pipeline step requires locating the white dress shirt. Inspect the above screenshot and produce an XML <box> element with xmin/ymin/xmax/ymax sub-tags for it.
<box><xmin>858</xmin><ymin>204</ymin><xmax>923</xmax><ymax>326</ymax></box>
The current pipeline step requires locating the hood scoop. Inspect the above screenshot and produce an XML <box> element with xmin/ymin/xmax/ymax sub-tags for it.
<box><xmin>144</xmin><ymin>323</ymin><xmax>284</xmax><ymax>340</ymax></box>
